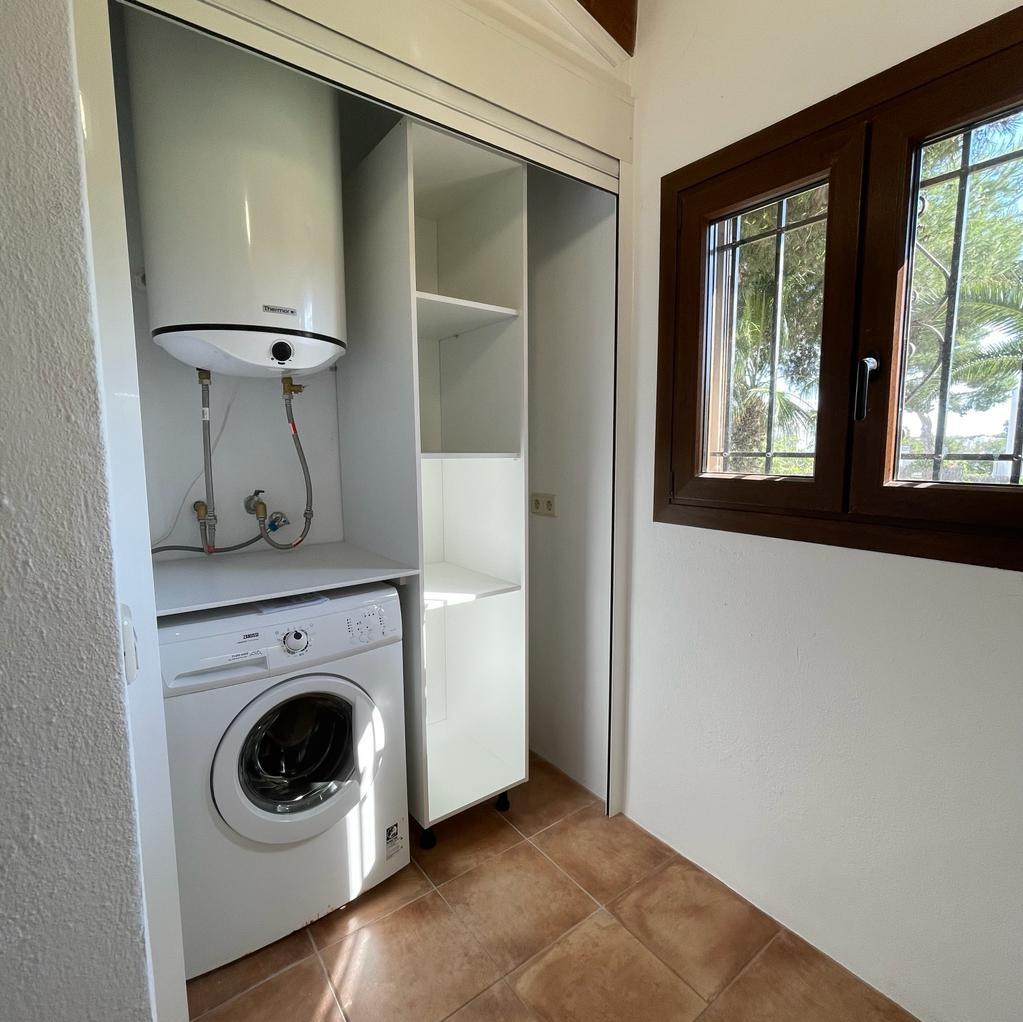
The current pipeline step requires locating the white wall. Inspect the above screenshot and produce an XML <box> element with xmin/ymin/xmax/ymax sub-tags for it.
<box><xmin>527</xmin><ymin>168</ymin><xmax>617</xmax><ymax>794</ymax></box>
<box><xmin>0</xmin><ymin>1</ymin><xmax>152</xmax><ymax>1020</ymax></box>
<box><xmin>626</xmin><ymin>3</ymin><xmax>1023</xmax><ymax>1022</ymax></box>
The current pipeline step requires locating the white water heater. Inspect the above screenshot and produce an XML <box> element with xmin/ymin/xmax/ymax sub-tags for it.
<box><xmin>125</xmin><ymin>12</ymin><xmax>346</xmax><ymax>377</ymax></box>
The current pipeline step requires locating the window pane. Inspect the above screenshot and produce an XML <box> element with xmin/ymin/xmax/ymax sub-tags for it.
<box><xmin>739</xmin><ymin>201</ymin><xmax>778</xmax><ymax>239</ymax></box>
<box><xmin>970</xmin><ymin>108</ymin><xmax>1023</xmax><ymax>164</ymax></box>
<box><xmin>704</xmin><ymin>182</ymin><xmax>828</xmax><ymax>476</ymax></box>
<box><xmin>920</xmin><ymin>134</ymin><xmax>963</xmax><ymax>180</ymax></box>
<box><xmin>896</xmin><ymin>109</ymin><xmax>1023</xmax><ymax>486</ymax></box>
<box><xmin>774</xmin><ymin>217</ymin><xmax>827</xmax><ymax>476</ymax></box>
<box><xmin>786</xmin><ymin>183</ymin><xmax>828</xmax><ymax>224</ymax></box>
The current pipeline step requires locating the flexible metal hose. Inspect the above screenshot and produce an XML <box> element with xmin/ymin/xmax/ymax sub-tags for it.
<box><xmin>258</xmin><ymin>390</ymin><xmax>313</xmax><ymax>550</ymax></box>
<box><xmin>152</xmin><ymin>534</ymin><xmax>262</xmax><ymax>556</ymax></box>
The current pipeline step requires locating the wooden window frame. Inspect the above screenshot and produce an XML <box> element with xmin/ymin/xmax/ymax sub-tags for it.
<box><xmin>671</xmin><ymin>124</ymin><xmax>865</xmax><ymax>515</ymax></box>
<box><xmin>654</xmin><ymin>9</ymin><xmax>1023</xmax><ymax>571</ymax></box>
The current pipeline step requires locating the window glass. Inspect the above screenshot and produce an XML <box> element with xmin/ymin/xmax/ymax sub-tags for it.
<box><xmin>896</xmin><ymin>107</ymin><xmax>1023</xmax><ymax>485</ymax></box>
<box><xmin>704</xmin><ymin>182</ymin><xmax>829</xmax><ymax>476</ymax></box>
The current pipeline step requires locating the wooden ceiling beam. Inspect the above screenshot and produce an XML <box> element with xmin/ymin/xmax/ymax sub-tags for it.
<box><xmin>574</xmin><ymin>0</ymin><xmax>637</xmax><ymax>55</ymax></box>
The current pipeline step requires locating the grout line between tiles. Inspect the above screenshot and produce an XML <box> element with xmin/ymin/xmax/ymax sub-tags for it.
<box><xmin>499</xmin><ymin>812</ymin><xmax>531</xmax><ymax>841</ymax></box>
<box><xmin>188</xmin><ymin>937</ymin><xmax>320</xmax><ymax>1020</ymax></box>
<box><xmin>422</xmin><ymin>819</ymin><xmax>608</xmax><ymax>1005</ymax></box>
<box><xmin>429</xmin><ymin>870</ymin><xmax>513</xmax><ymax>1013</ymax></box>
<box><xmin>518</xmin><ymin>798</ymin><xmax>599</xmax><ymax>841</ymax></box>
<box><xmin>524</xmin><ymin>808</ymin><xmax>675</xmax><ymax>911</ymax></box>
<box><xmin>414</xmin><ymin>850</ymin><xmax>514</xmax><ymax>1008</ymax></box>
<box><xmin>502</xmin><ymin>904</ymin><xmax>604</xmax><ymax>984</ymax></box>
<box><xmin>432</xmin><ymin>835</ymin><xmax>534</xmax><ymax>891</ymax></box>
<box><xmin>415</xmin><ymin>834</ymin><xmax>527</xmax><ymax>888</ymax></box>
<box><xmin>523</xmin><ymin>833</ymin><xmax>604</xmax><ymax>907</ymax></box>
<box><xmin>498</xmin><ymin>978</ymin><xmax>541</xmax><ymax>1020</ymax></box>
<box><xmin>312</xmin><ymin>862</ymin><xmax>436</xmax><ymax>952</ymax></box>
<box><xmin>308</xmin><ymin>927</ymin><xmax>351</xmax><ymax>1022</ymax></box>
<box><xmin>692</xmin><ymin>928</ymin><xmax>784</xmax><ymax>1020</ymax></box>
<box><xmin>603</xmin><ymin>849</ymin><xmax>681</xmax><ymax>912</ymax></box>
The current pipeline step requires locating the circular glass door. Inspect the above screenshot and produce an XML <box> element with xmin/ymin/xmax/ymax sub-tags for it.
<box><xmin>239</xmin><ymin>693</ymin><xmax>355</xmax><ymax>815</ymax></box>
<box><xmin>212</xmin><ymin>674</ymin><xmax>383</xmax><ymax>844</ymax></box>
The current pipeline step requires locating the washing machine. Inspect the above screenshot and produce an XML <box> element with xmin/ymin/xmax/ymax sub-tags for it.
<box><xmin>158</xmin><ymin>584</ymin><xmax>409</xmax><ymax>978</ymax></box>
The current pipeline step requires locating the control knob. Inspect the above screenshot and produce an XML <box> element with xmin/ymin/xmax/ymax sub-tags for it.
<box><xmin>283</xmin><ymin>628</ymin><xmax>309</xmax><ymax>654</ymax></box>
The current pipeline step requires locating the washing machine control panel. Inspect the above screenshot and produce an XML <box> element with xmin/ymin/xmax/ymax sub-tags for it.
<box><xmin>345</xmin><ymin>604</ymin><xmax>392</xmax><ymax>646</ymax></box>
<box><xmin>269</xmin><ymin>601</ymin><xmax>400</xmax><ymax>661</ymax></box>
<box><xmin>158</xmin><ymin>587</ymin><xmax>403</xmax><ymax>696</ymax></box>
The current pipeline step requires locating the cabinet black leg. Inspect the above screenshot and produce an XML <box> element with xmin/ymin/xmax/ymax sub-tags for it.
<box><xmin>495</xmin><ymin>791</ymin><xmax>510</xmax><ymax>812</ymax></box>
<box><xmin>419</xmin><ymin>827</ymin><xmax>437</xmax><ymax>850</ymax></box>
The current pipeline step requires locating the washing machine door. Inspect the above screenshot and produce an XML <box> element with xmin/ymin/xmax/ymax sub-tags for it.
<box><xmin>211</xmin><ymin>673</ymin><xmax>383</xmax><ymax>844</ymax></box>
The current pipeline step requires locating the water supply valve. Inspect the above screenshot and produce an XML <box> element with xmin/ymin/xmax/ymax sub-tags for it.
<box><xmin>243</xmin><ymin>489</ymin><xmax>265</xmax><ymax>515</ymax></box>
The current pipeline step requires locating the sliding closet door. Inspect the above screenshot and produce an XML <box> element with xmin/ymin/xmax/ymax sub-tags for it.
<box><xmin>527</xmin><ymin>168</ymin><xmax>617</xmax><ymax>796</ymax></box>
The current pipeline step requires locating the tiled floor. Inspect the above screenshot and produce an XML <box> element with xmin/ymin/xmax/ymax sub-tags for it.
<box><xmin>186</xmin><ymin>751</ymin><xmax>919</xmax><ymax>1021</ymax></box>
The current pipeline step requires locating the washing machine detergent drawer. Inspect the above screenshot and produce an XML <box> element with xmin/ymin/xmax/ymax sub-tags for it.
<box><xmin>164</xmin><ymin>641</ymin><xmax>409</xmax><ymax>978</ymax></box>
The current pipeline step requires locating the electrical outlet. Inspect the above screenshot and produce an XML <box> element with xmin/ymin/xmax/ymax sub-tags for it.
<box><xmin>530</xmin><ymin>492</ymin><xmax>557</xmax><ymax>517</ymax></box>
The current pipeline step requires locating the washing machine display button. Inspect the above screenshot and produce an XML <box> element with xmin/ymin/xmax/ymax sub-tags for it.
<box><xmin>283</xmin><ymin>628</ymin><xmax>310</xmax><ymax>654</ymax></box>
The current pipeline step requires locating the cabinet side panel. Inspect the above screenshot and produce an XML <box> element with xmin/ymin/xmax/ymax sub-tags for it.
<box><xmin>338</xmin><ymin>119</ymin><xmax>420</xmax><ymax>566</ymax></box>
<box><xmin>338</xmin><ymin>120</ymin><xmax>427</xmax><ymax>821</ymax></box>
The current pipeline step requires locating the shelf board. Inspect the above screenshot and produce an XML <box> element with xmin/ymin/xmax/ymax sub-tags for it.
<box><xmin>416</xmin><ymin>291</ymin><xmax>517</xmax><ymax>343</ymax></box>
<box><xmin>423</xmin><ymin>561</ymin><xmax>520</xmax><ymax>610</ymax></box>
<box><xmin>153</xmin><ymin>539</ymin><xmax>418</xmax><ymax>617</ymax></box>
<box><xmin>420</xmin><ymin>451</ymin><xmax>520</xmax><ymax>460</ymax></box>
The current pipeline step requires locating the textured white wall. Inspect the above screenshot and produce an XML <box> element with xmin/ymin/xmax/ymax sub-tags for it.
<box><xmin>0</xmin><ymin>2</ymin><xmax>152</xmax><ymax>1020</ymax></box>
<box><xmin>626</xmin><ymin>3</ymin><xmax>1023</xmax><ymax>1022</ymax></box>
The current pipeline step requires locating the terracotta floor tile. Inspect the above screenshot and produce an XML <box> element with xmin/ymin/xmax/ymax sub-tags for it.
<box><xmin>186</xmin><ymin>928</ymin><xmax>313</xmax><ymax>1018</ymax></box>
<box><xmin>447</xmin><ymin>981</ymin><xmax>539</xmax><ymax>1021</ymax></box>
<box><xmin>320</xmin><ymin>890</ymin><xmax>499</xmax><ymax>1022</ymax></box>
<box><xmin>701</xmin><ymin>931</ymin><xmax>920</xmax><ymax>1022</ymax></box>
<box><xmin>412</xmin><ymin>803</ymin><xmax>522</xmax><ymax>884</ymax></box>
<box><xmin>533</xmin><ymin>803</ymin><xmax>674</xmax><ymax>903</ymax></box>
<box><xmin>509</xmin><ymin>910</ymin><xmax>705</xmax><ymax>1022</ymax></box>
<box><xmin>500</xmin><ymin>752</ymin><xmax>599</xmax><ymax>837</ymax></box>
<box><xmin>441</xmin><ymin>842</ymin><xmax>597</xmax><ymax>974</ymax></box>
<box><xmin>609</xmin><ymin>857</ymin><xmax>779</xmax><ymax>999</ymax></box>
<box><xmin>308</xmin><ymin>863</ymin><xmax>432</xmax><ymax>948</ymax></box>
<box><xmin>202</xmin><ymin>957</ymin><xmax>341</xmax><ymax>1022</ymax></box>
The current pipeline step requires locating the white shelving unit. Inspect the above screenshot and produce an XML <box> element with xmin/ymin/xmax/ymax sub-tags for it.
<box><xmin>153</xmin><ymin>541</ymin><xmax>417</xmax><ymax>617</ymax></box>
<box><xmin>412</xmin><ymin>124</ymin><xmax>529</xmax><ymax>827</ymax></box>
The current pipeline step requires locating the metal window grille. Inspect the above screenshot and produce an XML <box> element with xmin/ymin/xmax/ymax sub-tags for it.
<box><xmin>706</xmin><ymin>186</ymin><xmax>827</xmax><ymax>476</ymax></box>
<box><xmin>899</xmin><ymin>119</ymin><xmax>1023</xmax><ymax>485</ymax></box>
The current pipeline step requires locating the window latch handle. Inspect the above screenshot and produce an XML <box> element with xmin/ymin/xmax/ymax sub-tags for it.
<box><xmin>854</xmin><ymin>356</ymin><xmax>879</xmax><ymax>422</ymax></box>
